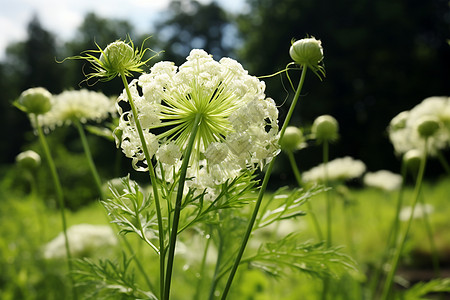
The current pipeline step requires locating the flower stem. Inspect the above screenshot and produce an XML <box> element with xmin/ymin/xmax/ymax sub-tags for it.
<box><xmin>220</xmin><ymin>65</ymin><xmax>309</xmax><ymax>300</ymax></box>
<box><xmin>33</xmin><ymin>114</ymin><xmax>76</xmax><ymax>299</ymax></box>
<box><xmin>164</xmin><ymin>113</ymin><xmax>203</xmax><ymax>300</ymax></box>
<box><xmin>195</xmin><ymin>228</ymin><xmax>212</xmax><ymax>300</ymax></box>
<box><xmin>381</xmin><ymin>139</ymin><xmax>428</xmax><ymax>300</ymax></box>
<box><xmin>321</xmin><ymin>140</ymin><xmax>331</xmax><ymax>300</ymax></box>
<box><xmin>120</xmin><ymin>72</ymin><xmax>166</xmax><ymax>299</ymax></box>
<box><xmin>286</xmin><ymin>149</ymin><xmax>323</xmax><ymax>240</ymax></box>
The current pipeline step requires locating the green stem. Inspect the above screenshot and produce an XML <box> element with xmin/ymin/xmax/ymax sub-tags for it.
<box><xmin>381</xmin><ymin>139</ymin><xmax>428</xmax><ymax>300</ymax></box>
<box><xmin>369</xmin><ymin>159</ymin><xmax>407</xmax><ymax>296</ymax></box>
<box><xmin>209</xmin><ymin>233</ymin><xmax>225</xmax><ymax>300</ymax></box>
<box><xmin>164</xmin><ymin>113</ymin><xmax>202</xmax><ymax>300</ymax></box>
<box><xmin>286</xmin><ymin>150</ymin><xmax>323</xmax><ymax>240</ymax></box>
<box><xmin>220</xmin><ymin>65</ymin><xmax>309</xmax><ymax>300</ymax></box>
<box><xmin>436</xmin><ymin>149</ymin><xmax>450</xmax><ymax>176</ymax></box>
<box><xmin>33</xmin><ymin>114</ymin><xmax>76</xmax><ymax>299</ymax></box>
<box><xmin>321</xmin><ymin>140</ymin><xmax>330</xmax><ymax>300</ymax></box>
<box><xmin>194</xmin><ymin>229</ymin><xmax>212</xmax><ymax>300</ymax></box>
<box><xmin>120</xmin><ymin>72</ymin><xmax>166</xmax><ymax>299</ymax></box>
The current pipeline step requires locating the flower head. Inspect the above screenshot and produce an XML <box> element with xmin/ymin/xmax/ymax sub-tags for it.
<box><xmin>16</xmin><ymin>150</ymin><xmax>41</xmax><ymax>169</ymax></box>
<box><xmin>279</xmin><ymin>126</ymin><xmax>305</xmax><ymax>152</ymax></box>
<box><xmin>67</xmin><ymin>37</ymin><xmax>157</xmax><ymax>82</ymax></box>
<box><xmin>363</xmin><ymin>170</ymin><xmax>402</xmax><ymax>191</ymax></box>
<box><xmin>115</xmin><ymin>49</ymin><xmax>280</xmax><ymax>186</ymax></box>
<box><xmin>16</xmin><ymin>87</ymin><xmax>52</xmax><ymax>115</ymax></box>
<box><xmin>303</xmin><ymin>156</ymin><xmax>366</xmax><ymax>183</ymax></box>
<box><xmin>36</xmin><ymin>89</ymin><xmax>115</xmax><ymax>131</ymax></box>
<box><xmin>290</xmin><ymin>37</ymin><xmax>325</xmax><ymax>78</ymax></box>
<box><xmin>311</xmin><ymin>115</ymin><xmax>339</xmax><ymax>143</ymax></box>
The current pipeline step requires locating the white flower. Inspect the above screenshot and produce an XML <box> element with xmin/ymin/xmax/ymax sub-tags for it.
<box><xmin>399</xmin><ymin>204</ymin><xmax>434</xmax><ymax>221</ymax></box>
<box><xmin>388</xmin><ymin>96</ymin><xmax>450</xmax><ymax>156</ymax></box>
<box><xmin>43</xmin><ymin>224</ymin><xmax>118</xmax><ymax>259</ymax></box>
<box><xmin>302</xmin><ymin>156</ymin><xmax>366</xmax><ymax>183</ymax></box>
<box><xmin>363</xmin><ymin>170</ymin><xmax>402</xmax><ymax>191</ymax></box>
<box><xmin>37</xmin><ymin>89</ymin><xmax>116</xmax><ymax>131</ymax></box>
<box><xmin>115</xmin><ymin>49</ymin><xmax>280</xmax><ymax>186</ymax></box>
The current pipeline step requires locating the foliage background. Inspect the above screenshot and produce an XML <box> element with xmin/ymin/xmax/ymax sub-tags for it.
<box><xmin>1</xmin><ymin>0</ymin><xmax>449</xmax><ymax>197</ymax></box>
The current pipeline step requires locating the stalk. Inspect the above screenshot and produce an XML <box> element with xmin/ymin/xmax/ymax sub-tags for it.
<box><xmin>120</xmin><ymin>72</ymin><xmax>166</xmax><ymax>299</ymax></box>
<box><xmin>220</xmin><ymin>66</ymin><xmax>308</xmax><ymax>299</ymax></box>
<box><xmin>164</xmin><ymin>113</ymin><xmax>202</xmax><ymax>299</ymax></box>
<box><xmin>33</xmin><ymin>114</ymin><xmax>77</xmax><ymax>299</ymax></box>
<box><xmin>381</xmin><ymin>139</ymin><xmax>428</xmax><ymax>300</ymax></box>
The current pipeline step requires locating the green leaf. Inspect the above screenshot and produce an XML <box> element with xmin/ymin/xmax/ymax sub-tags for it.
<box><xmin>403</xmin><ymin>278</ymin><xmax>450</xmax><ymax>300</ymax></box>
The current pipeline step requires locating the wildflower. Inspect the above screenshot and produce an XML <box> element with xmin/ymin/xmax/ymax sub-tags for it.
<box><xmin>115</xmin><ymin>49</ymin><xmax>280</xmax><ymax>186</ymax></box>
<box><xmin>36</xmin><ymin>89</ymin><xmax>115</xmax><ymax>131</ymax></box>
<box><xmin>363</xmin><ymin>170</ymin><xmax>402</xmax><ymax>191</ymax></box>
<box><xmin>311</xmin><ymin>115</ymin><xmax>339</xmax><ymax>143</ymax></box>
<box><xmin>280</xmin><ymin>126</ymin><xmax>306</xmax><ymax>152</ymax></box>
<box><xmin>290</xmin><ymin>37</ymin><xmax>325</xmax><ymax>78</ymax></box>
<box><xmin>388</xmin><ymin>96</ymin><xmax>450</xmax><ymax>156</ymax></box>
<box><xmin>303</xmin><ymin>156</ymin><xmax>366</xmax><ymax>183</ymax></box>
<box><xmin>43</xmin><ymin>224</ymin><xmax>118</xmax><ymax>259</ymax></box>
<box><xmin>399</xmin><ymin>204</ymin><xmax>434</xmax><ymax>221</ymax></box>
<box><xmin>67</xmin><ymin>38</ymin><xmax>156</xmax><ymax>82</ymax></box>
<box><xmin>16</xmin><ymin>150</ymin><xmax>41</xmax><ymax>169</ymax></box>
<box><xmin>16</xmin><ymin>87</ymin><xmax>52</xmax><ymax>115</ymax></box>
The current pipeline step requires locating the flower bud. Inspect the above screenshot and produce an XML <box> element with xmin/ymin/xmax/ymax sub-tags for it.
<box><xmin>403</xmin><ymin>149</ymin><xmax>422</xmax><ymax>175</ymax></box>
<box><xmin>280</xmin><ymin>126</ymin><xmax>305</xmax><ymax>152</ymax></box>
<box><xmin>290</xmin><ymin>37</ymin><xmax>324</xmax><ymax>69</ymax></box>
<box><xmin>16</xmin><ymin>150</ymin><xmax>41</xmax><ymax>169</ymax></box>
<box><xmin>312</xmin><ymin>115</ymin><xmax>339</xmax><ymax>143</ymax></box>
<box><xmin>18</xmin><ymin>87</ymin><xmax>52</xmax><ymax>115</ymax></box>
<box><xmin>415</xmin><ymin>115</ymin><xmax>440</xmax><ymax>138</ymax></box>
<box><xmin>100</xmin><ymin>41</ymin><xmax>136</xmax><ymax>76</ymax></box>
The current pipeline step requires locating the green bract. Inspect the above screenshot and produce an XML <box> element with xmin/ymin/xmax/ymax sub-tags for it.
<box><xmin>17</xmin><ymin>87</ymin><xmax>52</xmax><ymax>115</ymax></box>
<box><xmin>312</xmin><ymin>115</ymin><xmax>339</xmax><ymax>143</ymax></box>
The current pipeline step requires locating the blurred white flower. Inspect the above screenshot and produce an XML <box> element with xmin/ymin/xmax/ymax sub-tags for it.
<box><xmin>388</xmin><ymin>96</ymin><xmax>450</xmax><ymax>156</ymax></box>
<box><xmin>399</xmin><ymin>204</ymin><xmax>434</xmax><ymax>221</ymax></box>
<box><xmin>363</xmin><ymin>170</ymin><xmax>403</xmax><ymax>191</ymax></box>
<box><xmin>43</xmin><ymin>224</ymin><xmax>118</xmax><ymax>259</ymax></box>
<box><xmin>37</xmin><ymin>89</ymin><xmax>116</xmax><ymax>131</ymax></box>
<box><xmin>115</xmin><ymin>49</ymin><xmax>280</xmax><ymax>186</ymax></box>
<box><xmin>303</xmin><ymin>156</ymin><xmax>366</xmax><ymax>183</ymax></box>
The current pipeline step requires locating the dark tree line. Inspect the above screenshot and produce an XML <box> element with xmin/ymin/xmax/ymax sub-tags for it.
<box><xmin>1</xmin><ymin>0</ymin><xmax>449</xmax><ymax>183</ymax></box>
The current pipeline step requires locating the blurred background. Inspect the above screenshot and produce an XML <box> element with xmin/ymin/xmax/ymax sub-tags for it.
<box><xmin>1</xmin><ymin>0</ymin><xmax>449</xmax><ymax>203</ymax></box>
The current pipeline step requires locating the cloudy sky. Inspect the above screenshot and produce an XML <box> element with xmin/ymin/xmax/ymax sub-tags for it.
<box><xmin>0</xmin><ymin>0</ymin><xmax>245</xmax><ymax>59</ymax></box>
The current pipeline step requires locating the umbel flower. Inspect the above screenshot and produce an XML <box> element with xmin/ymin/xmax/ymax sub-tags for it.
<box><xmin>363</xmin><ymin>170</ymin><xmax>402</xmax><ymax>191</ymax></box>
<box><xmin>36</xmin><ymin>89</ymin><xmax>116</xmax><ymax>131</ymax></box>
<box><xmin>303</xmin><ymin>156</ymin><xmax>366</xmax><ymax>183</ymax></box>
<box><xmin>115</xmin><ymin>49</ymin><xmax>280</xmax><ymax>186</ymax></box>
<box><xmin>388</xmin><ymin>96</ymin><xmax>450</xmax><ymax>156</ymax></box>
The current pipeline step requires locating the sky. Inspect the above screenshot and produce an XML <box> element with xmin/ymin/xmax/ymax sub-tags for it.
<box><xmin>0</xmin><ymin>0</ymin><xmax>246</xmax><ymax>59</ymax></box>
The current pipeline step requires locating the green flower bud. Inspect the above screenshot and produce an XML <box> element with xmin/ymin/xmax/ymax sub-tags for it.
<box><xmin>17</xmin><ymin>87</ymin><xmax>52</xmax><ymax>115</ymax></box>
<box><xmin>415</xmin><ymin>115</ymin><xmax>440</xmax><ymax>138</ymax></box>
<box><xmin>99</xmin><ymin>41</ymin><xmax>136</xmax><ymax>77</ymax></box>
<box><xmin>290</xmin><ymin>37</ymin><xmax>324</xmax><ymax>75</ymax></box>
<box><xmin>312</xmin><ymin>115</ymin><xmax>339</xmax><ymax>143</ymax></box>
<box><xmin>16</xmin><ymin>150</ymin><xmax>41</xmax><ymax>169</ymax></box>
<box><xmin>280</xmin><ymin>126</ymin><xmax>305</xmax><ymax>152</ymax></box>
<box><xmin>403</xmin><ymin>149</ymin><xmax>422</xmax><ymax>175</ymax></box>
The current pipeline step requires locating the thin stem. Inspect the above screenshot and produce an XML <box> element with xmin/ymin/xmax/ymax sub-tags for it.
<box><xmin>164</xmin><ymin>113</ymin><xmax>203</xmax><ymax>300</ymax></box>
<box><xmin>194</xmin><ymin>229</ymin><xmax>212</xmax><ymax>300</ymax></box>
<box><xmin>209</xmin><ymin>233</ymin><xmax>225</xmax><ymax>300</ymax></box>
<box><xmin>381</xmin><ymin>139</ymin><xmax>428</xmax><ymax>300</ymax></box>
<box><xmin>33</xmin><ymin>114</ymin><xmax>76</xmax><ymax>300</ymax></box>
<box><xmin>321</xmin><ymin>140</ymin><xmax>330</xmax><ymax>300</ymax></box>
<box><xmin>220</xmin><ymin>65</ymin><xmax>309</xmax><ymax>300</ymax></box>
<box><xmin>286</xmin><ymin>150</ymin><xmax>323</xmax><ymax>240</ymax></box>
<box><xmin>436</xmin><ymin>149</ymin><xmax>450</xmax><ymax>176</ymax></box>
<box><xmin>120</xmin><ymin>72</ymin><xmax>166</xmax><ymax>299</ymax></box>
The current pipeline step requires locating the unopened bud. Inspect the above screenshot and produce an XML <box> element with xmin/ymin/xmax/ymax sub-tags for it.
<box><xmin>290</xmin><ymin>38</ymin><xmax>324</xmax><ymax>69</ymax></box>
<box><xmin>280</xmin><ymin>126</ymin><xmax>305</xmax><ymax>152</ymax></box>
<box><xmin>16</xmin><ymin>150</ymin><xmax>41</xmax><ymax>169</ymax></box>
<box><xmin>100</xmin><ymin>41</ymin><xmax>136</xmax><ymax>75</ymax></box>
<box><xmin>312</xmin><ymin>115</ymin><xmax>339</xmax><ymax>143</ymax></box>
<box><xmin>403</xmin><ymin>149</ymin><xmax>422</xmax><ymax>175</ymax></box>
<box><xmin>415</xmin><ymin>115</ymin><xmax>440</xmax><ymax>138</ymax></box>
<box><xmin>18</xmin><ymin>87</ymin><xmax>52</xmax><ymax>115</ymax></box>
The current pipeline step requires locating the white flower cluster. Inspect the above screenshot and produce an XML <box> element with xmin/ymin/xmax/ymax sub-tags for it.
<box><xmin>363</xmin><ymin>170</ymin><xmax>402</xmax><ymax>191</ymax></box>
<box><xmin>399</xmin><ymin>203</ymin><xmax>434</xmax><ymax>221</ymax></box>
<box><xmin>302</xmin><ymin>156</ymin><xmax>366</xmax><ymax>183</ymax></box>
<box><xmin>115</xmin><ymin>49</ymin><xmax>280</xmax><ymax>187</ymax></box>
<box><xmin>389</xmin><ymin>96</ymin><xmax>450</xmax><ymax>156</ymax></box>
<box><xmin>43</xmin><ymin>224</ymin><xmax>118</xmax><ymax>259</ymax></box>
<box><xmin>37</xmin><ymin>89</ymin><xmax>116</xmax><ymax>131</ymax></box>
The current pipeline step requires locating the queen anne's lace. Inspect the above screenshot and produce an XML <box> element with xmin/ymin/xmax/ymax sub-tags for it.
<box><xmin>302</xmin><ymin>156</ymin><xmax>366</xmax><ymax>183</ymax></box>
<box><xmin>37</xmin><ymin>89</ymin><xmax>115</xmax><ymax>131</ymax></box>
<box><xmin>115</xmin><ymin>49</ymin><xmax>280</xmax><ymax>186</ymax></box>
